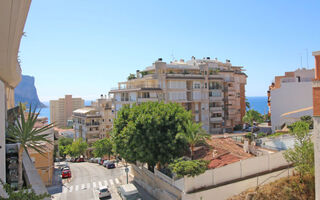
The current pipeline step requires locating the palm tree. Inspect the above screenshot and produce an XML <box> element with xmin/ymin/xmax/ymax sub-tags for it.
<box><xmin>178</xmin><ymin>121</ymin><xmax>210</xmax><ymax>160</ymax></box>
<box><xmin>245</xmin><ymin>98</ymin><xmax>250</xmax><ymax>110</ymax></box>
<box><xmin>6</xmin><ymin>103</ymin><xmax>54</xmax><ymax>189</ymax></box>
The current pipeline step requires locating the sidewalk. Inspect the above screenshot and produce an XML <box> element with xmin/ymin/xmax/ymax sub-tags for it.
<box><xmin>46</xmin><ymin>167</ymin><xmax>63</xmax><ymax>195</ymax></box>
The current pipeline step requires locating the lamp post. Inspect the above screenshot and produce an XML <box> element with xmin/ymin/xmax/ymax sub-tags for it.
<box><xmin>125</xmin><ymin>161</ymin><xmax>129</xmax><ymax>184</ymax></box>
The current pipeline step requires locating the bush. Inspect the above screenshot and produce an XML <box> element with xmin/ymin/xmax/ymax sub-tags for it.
<box><xmin>169</xmin><ymin>159</ymin><xmax>209</xmax><ymax>178</ymax></box>
<box><xmin>257</xmin><ymin>132</ymin><xmax>267</xmax><ymax>138</ymax></box>
<box><xmin>233</xmin><ymin>124</ymin><xmax>242</xmax><ymax>131</ymax></box>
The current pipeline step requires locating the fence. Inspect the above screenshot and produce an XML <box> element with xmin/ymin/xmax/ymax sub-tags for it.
<box><xmin>184</xmin><ymin>151</ymin><xmax>290</xmax><ymax>193</ymax></box>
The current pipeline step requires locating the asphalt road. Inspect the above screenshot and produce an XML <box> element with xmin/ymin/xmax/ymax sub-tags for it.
<box><xmin>51</xmin><ymin>162</ymin><xmax>129</xmax><ymax>200</ymax></box>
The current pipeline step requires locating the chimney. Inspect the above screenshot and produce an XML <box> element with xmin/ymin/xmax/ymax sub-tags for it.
<box><xmin>180</xmin><ymin>59</ymin><xmax>184</xmax><ymax>63</ymax></box>
<box><xmin>158</xmin><ymin>58</ymin><xmax>163</xmax><ymax>61</ymax></box>
<box><xmin>191</xmin><ymin>56</ymin><xmax>195</xmax><ymax>60</ymax></box>
<box><xmin>136</xmin><ymin>70</ymin><xmax>140</xmax><ymax>78</ymax></box>
<box><xmin>207</xmin><ymin>57</ymin><xmax>210</xmax><ymax>60</ymax></box>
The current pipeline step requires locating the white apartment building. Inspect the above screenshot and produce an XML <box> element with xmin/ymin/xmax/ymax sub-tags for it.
<box><xmin>268</xmin><ymin>68</ymin><xmax>314</xmax><ymax>132</ymax></box>
<box><xmin>110</xmin><ymin>57</ymin><xmax>247</xmax><ymax>134</ymax></box>
<box><xmin>0</xmin><ymin>0</ymin><xmax>31</xmax><ymax>184</ymax></box>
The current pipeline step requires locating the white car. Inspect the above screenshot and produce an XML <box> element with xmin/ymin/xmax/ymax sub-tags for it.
<box><xmin>117</xmin><ymin>184</ymin><xmax>141</xmax><ymax>200</ymax></box>
<box><xmin>98</xmin><ymin>186</ymin><xmax>111</xmax><ymax>199</ymax></box>
<box><xmin>103</xmin><ymin>160</ymin><xmax>113</xmax><ymax>167</ymax></box>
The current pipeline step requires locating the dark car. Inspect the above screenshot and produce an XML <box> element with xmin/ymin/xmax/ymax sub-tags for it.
<box><xmin>107</xmin><ymin>163</ymin><xmax>115</xmax><ymax>169</ymax></box>
<box><xmin>78</xmin><ymin>158</ymin><xmax>84</xmax><ymax>162</ymax></box>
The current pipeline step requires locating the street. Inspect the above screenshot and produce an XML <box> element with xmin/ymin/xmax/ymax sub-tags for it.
<box><xmin>50</xmin><ymin>162</ymin><xmax>131</xmax><ymax>200</ymax></box>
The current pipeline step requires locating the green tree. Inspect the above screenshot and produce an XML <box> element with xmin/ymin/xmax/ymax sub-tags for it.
<box><xmin>242</xmin><ymin>109</ymin><xmax>263</xmax><ymax>127</ymax></box>
<box><xmin>300</xmin><ymin>115</ymin><xmax>313</xmax><ymax>129</ymax></box>
<box><xmin>245</xmin><ymin>98</ymin><xmax>250</xmax><ymax>110</ymax></box>
<box><xmin>284</xmin><ymin>121</ymin><xmax>314</xmax><ymax>177</ymax></box>
<box><xmin>65</xmin><ymin>138</ymin><xmax>88</xmax><ymax>158</ymax></box>
<box><xmin>93</xmin><ymin>138</ymin><xmax>113</xmax><ymax>159</ymax></box>
<box><xmin>127</xmin><ymin>73</ymin><xmax>136</xmax><ymax>80</ymax></box>
<box><xmin>0</xmin><ymin>179</ymin><xmax>50</xmax><ymax>200</ymax></box>
<box><xmin>58</xmin><ymin>137</ymin><xmax>73</xmax><ymax>158</ymax></box>
<box><xmin>6</xmin><ymin>103</ymin><xmax>54</xmax><ymax>189</ymax></box>
<box><xmin>169</xmin><ymin>159</ymin><xmax>209</xmax><ymax>178</ymax></box>
<box><xmin>112</xmin><ymin>102</ymin><xmax>190</xmax><ymax>171</ymax></box>
<box><xmin>176</xmin><ymin>121</ymin><xmax>210</xmax><ymax>160</ymax></box>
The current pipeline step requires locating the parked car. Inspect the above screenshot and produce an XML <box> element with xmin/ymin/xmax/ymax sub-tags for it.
<box><xmin>102</xmin><ymin>160</ymin><xmax>110</xmax><ymax>167</ymax></box>
<box><xmin>61</xmin><ymin>166</ymin><xmax>70</xmax><ymax>171</ymax></box>
<box><xmin>94</xmin><ymin>157</ymin><xmax>101</xmax><ymax>163</ymax></box>
<box><xmin>107</xmin><ymin>163</ymin><xmax>115</xmax><ymax>169</ymax></box>
<box><xmin>98</xmin><ymin>186</ymin><xmax>111</xmax><ymax>199</ymax></box>
<box><xmin>99</xmin><ymin>159</ymin><xmax>104</xmax><ymax>165</ymax></box>
<box><xmin>61</xmin><ymin>169</ymin><xmax>71</xmax><ymax>179</ymax></box>
<box><xmin>117</xmin><ymin>184</ymin><xmax>141</xmax><ymax>200</ymax></box>
<box><xmin>77</xmin><ymin>158</ymin><xmax>85</xmax><ymax>162</ymax></box>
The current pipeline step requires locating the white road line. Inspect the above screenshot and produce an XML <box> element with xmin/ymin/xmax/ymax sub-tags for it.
<box><xmin>104</xmin><ymin>180</ymin><xmax>108</xmax><ymax>187</ymax></box>
<box><xmin>98</xmin><ymin>181</ymin><xmax>103</xmax><ymax>187</ymax></box>
<box><xmin>87</xmin><ymin>183</ymin><xmax>90</xmax><ymax>189</ymax></box>
<box><xmin>81</xmin><ymin>184</ymin><xmax>85</xmax><ymax>190</ymax></box>
<box><xmin>109</xmin><ymin>179</ymin><xmax>114</xmax><ymax>185</ymax></box>
<box><xmin>69</xmin><ymin>185</ymin><xmax>73</xmax><ymax>192</ymax></box>
<box><xmin>93</xmin><ymin>182</ymin><xmax>96</xmax><ymax>188</ymax></box>
<box><xmin>75</xmin><ymin>185</ymin><xmax>79</xmax><ymax>191</ymax></box>
<box><xmin>115</xmin><ymin>178</ymin><xmax>120</xmax><ymax>184</ymax></box>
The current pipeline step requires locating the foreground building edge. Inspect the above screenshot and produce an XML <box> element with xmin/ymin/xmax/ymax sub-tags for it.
<box><xmin>313</xmin><ymin>50</ymin><xmax>320</xmax><ymax>200</ymax></box>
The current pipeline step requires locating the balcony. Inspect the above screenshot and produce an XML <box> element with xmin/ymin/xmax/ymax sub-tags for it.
<box><xmin>209</xmin><ymin>96</ymin><xmax>224</xmax><ymax>102</ymax></box>
<box><xmin>209</xmin><ymin>128</ymin><xmax>222</xmax><ymax>134</ymax></box>
<box><xmin>210</xmin><ymin>117</ymin><xmax>223</xmax><ymax>122</ymax></box>
<box><xmin>86</xmin><ymin>122</ymin><xmax>100</xmax><ymax>126</ymax></box>
<box><xmin>137</xmin><ymin>97</ymin><xmax>158</xmax><ymax>103</ymax></box>
<box><xmin>209</xmin><ymin>107</ymin><xmax>223</xmax><ymax>112</ymax></box>
<box><xmin>110</xmin><ymin>84</ymin><xmax>161</xmax><ymax>92</ymax></box>
<box><xmin>166</xmin><ymin>73</ymin><xmax>203</xmax><ymax>79</ymax></box>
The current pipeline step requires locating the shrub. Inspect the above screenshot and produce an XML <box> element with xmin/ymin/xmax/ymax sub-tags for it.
<box><xmin>169</xmin><ymin>159</ymin><xmax>209</xmax><ymax>178</ymax></box>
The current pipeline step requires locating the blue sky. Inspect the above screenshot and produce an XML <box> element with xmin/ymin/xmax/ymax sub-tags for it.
<box><xmin>19</xmin><ymin>0</ymin><xmax>320</xmax><ymax>101</ymax></box>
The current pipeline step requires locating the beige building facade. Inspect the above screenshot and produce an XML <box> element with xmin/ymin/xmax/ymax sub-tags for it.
<box><xmin>73</xmin><ymin>97</ymin><xmax>114</xmax><ymax>157</ymax></box>
<box><xmin>50</xmin><ymin>95</ymin><xmax>84</xmax><ymax>127</ymax></box>
<box><xmin>110</xmin><ymin>57</ymin><xmax>247</xmax><ymax>134</ymax></box>
<box><xmin>0</xmin><ymin>0</ymin><xmax>31</xmax><ymax>183</ymax></box>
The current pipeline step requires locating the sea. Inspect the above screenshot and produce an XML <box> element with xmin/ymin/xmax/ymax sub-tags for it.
<box><xmin>39</xmin><ymin>97</ymin><xmax>268</xmax><ymax>123</ymax></box>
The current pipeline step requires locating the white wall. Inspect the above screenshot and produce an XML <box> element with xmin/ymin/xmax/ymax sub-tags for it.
<box><xmin>183</xmin><ymin>151</ymin><xmax>289</xmax><ymax>193</ymax></box>
<box><xmin>0</xmin><ymin>80</ymin><xmax>5</xmax><ymax>182</ymax></box>
<box><xmin>270</xmin><ymin>82</ymin><xmax>312</xmax><ymax>132</ymax></box>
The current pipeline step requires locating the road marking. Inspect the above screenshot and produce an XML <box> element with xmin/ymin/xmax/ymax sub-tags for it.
<box><xmin>98</xmin><ymin>181</ymin><xmax>103</xmax><ymax>188</ymax></box>
<box><xmin>75</xmin><ymin>185</ymin><xmax>79</xmax><ymax>191</ymax></box>
<box><xmin>62</xmin><ymin>186</ymin><xmax>67</xmax><ymax>193</ymax></box>
<box><xmin>69</xmin><ymin>185</ymin><xmax>73</xmax><ymax>192</ymax></box>
<box><xmin>93</xmin><ymin>182</ymin><xmax>96</xmax><ymax>188</ymax></box>
<box><xmin>87</xmin><ymin>183</ymin><xmax>90</xmax><ymax>189</ymax></box>
<box><xmin>81</xmin><ymin>184</ymin><xmax>85</xmax><ymax>190</ymax></box>
<box><xmin>109</xmin><ymin>179</ymin><xmax>114</xmax><ymax>185</ymax></box>
<box><xmin>115</xmin><ymin>178</ymin><xmax>120</xmax><ymax>184</ymax></box>
<box><xmin>104</xmin><ymin>180</ymin><xmax>108</xmax><ymax>187</ymax></box>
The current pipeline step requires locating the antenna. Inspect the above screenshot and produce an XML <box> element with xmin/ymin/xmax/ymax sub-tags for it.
<box><xmin>300</xmin><ymin>54</ymin><xmax>303</xmax><ymax>68</ymax></box>
<box><xmin>170</xmin><ymin>50</ymin><xmax>175</xmax><ymax>62</ymax></box>
<box><xmin>306</xmin><ymin>48</ymin><xmax>309</xmax><ymax>69</ymax></box>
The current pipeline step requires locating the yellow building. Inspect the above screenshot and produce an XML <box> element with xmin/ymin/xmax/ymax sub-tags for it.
<box><xmin>50</xmin><ymin>95</ymin><xmax>84</xmax><ymax>127</ymax></box>
<box><xmin>28</xmin><ymin>117</ymin><xmax>54</xmax><ymax>186</ymax></box>
<box><xmin>109</xmin><ymin>57</ymin><xmax>247</xmax><ymax>134</ymax></box>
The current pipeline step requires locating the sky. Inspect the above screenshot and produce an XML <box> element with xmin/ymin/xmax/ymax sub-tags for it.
<box><xmin>19</xmin><ymin>0</ymin><xmax>320</xmax><ymax>102</ymax></box>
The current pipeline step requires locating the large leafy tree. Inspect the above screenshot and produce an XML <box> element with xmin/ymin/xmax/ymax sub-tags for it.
<box><xmin>112</xmin><ymin>102</ymin><xmax>191</xmax><ymax>171</ymax></box>
<box><xmin>58</xmin><ymin>137</ymin><xmax>73</xmax><ymax>158</ymax></box>
<box><xmin>6</xmin><ymin>103</ymin><xmax>54</xmax><ymax>189</ymax></box>
<box><xmin>169</xmin><ymin>159</ymin><xmax>209</xmax><ymax>178</ymax></box>
<box><xmin>284</xmin><ymin>121</ymin><xmax>314</xmax><ymax>177</ymax></box>
<box><xmin>242</xmin><ymin>109</ymin><xmax>263</xmax><ymax>127</ymax></box>
<box><xmin>176</xmin><ymin>121</ymin><xmax>210</xmax><ymax>160</ymax></box>
<box><xmin>92</xmin><ymin>138</ymin><xmax>113</xmax><ymax>159</ymax></box>
<box><xmin>65</xmin><ymin>139</ymin><xmax>88</xmax><ymax>158</ymax></box>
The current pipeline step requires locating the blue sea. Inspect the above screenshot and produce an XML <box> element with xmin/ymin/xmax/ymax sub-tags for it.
<box><xmin>39</xmin><ymin>97</ymin><xmax>268</xmax><ymax>123</ymax></box>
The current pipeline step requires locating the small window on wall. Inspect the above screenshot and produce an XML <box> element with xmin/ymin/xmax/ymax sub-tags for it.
<box><xmin>205</xmin><ymin>83</ymin><xmax>207</xmax><ymax>88</ymax></box>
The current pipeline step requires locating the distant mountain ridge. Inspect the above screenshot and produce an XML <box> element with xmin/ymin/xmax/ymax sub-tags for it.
<box><xmin>14</xmin><ymin>75</ymin><xmax>46</xmax><ymax>108</ymax></box>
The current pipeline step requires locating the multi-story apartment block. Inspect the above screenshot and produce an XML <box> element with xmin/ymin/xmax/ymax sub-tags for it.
<box><xmin>50</xmin><ymin>95</ymin><xmax>84</xmax><ymax>127</ymax></box>
<box><xmin>73</xmin><ymin>97</ymin><xmax>114</xmax><ymax>157</ymax></box>
<box><xmin>0</xmin><ymin>0</ymin><xmax>31</xmax><ymax>184</ymax></box>
<box><xmin>267</xmin><ymin>68</ymin><xmax>314</xmax><ymax>132</ymax></box>
<box><xmin>109</xmin><ymin>57</ymin><xmax>247</xmax><ymax>134</ymax></box>
<box><xmin>91</xmin><ymin>95</ymin><xmax>115</xmax><ymax>137</ymax></box>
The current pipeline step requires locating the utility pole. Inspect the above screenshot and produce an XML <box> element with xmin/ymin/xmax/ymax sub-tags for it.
<box><xmin>125</xmin><ymin>161</ymin><xmax>129</xmax><ymax>184</ymax></box>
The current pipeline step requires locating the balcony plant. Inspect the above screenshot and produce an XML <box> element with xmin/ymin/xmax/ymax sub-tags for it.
<box><xmin>6</xmin><ymin>103</ymin><xmax>55</xmax><ymax>189</ymax></box>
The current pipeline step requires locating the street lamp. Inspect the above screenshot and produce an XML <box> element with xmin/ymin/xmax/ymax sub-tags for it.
<box><xmin>124</xmin><ymin>161</ymin><xmax>129</xmax><ymax>184</ymax></box>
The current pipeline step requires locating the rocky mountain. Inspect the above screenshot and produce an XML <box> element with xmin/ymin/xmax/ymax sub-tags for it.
<box><xmin>14</xmin><ymin>75</ymin><xmax>46</xmax><ymax>108</ymax></box>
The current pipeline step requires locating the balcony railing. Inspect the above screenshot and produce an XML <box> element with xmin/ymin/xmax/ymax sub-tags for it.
<box><xmin>86</xmin><ymin>122</ymin><xmax>100</xmax><ymax>126</ymax></box>
<box><xmin>111</xmin><ymin>84</ymin><xmax>161</xmax><ymax>91</ymax></box>
<box><xmin>210</xmin><ymin>117</ymin><xmax>223</xmax><ymax>122</ymax></box>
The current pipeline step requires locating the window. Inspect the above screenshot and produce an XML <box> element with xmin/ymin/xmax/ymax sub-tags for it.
<box><xmin>209</xmin><ymin>91</ymin><xmax>221</xmax><ymax>97</ymax></box>
<box><xmin>193</xmin><ymin>83</ymin><xmax>201</xmax><ymax>89</ymax></box>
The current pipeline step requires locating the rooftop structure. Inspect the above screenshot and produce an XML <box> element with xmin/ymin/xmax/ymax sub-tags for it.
<box><xmin>110</xmin><ymin>57</ymin><xmax>247</xmax><ymax>134</ymax></box>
